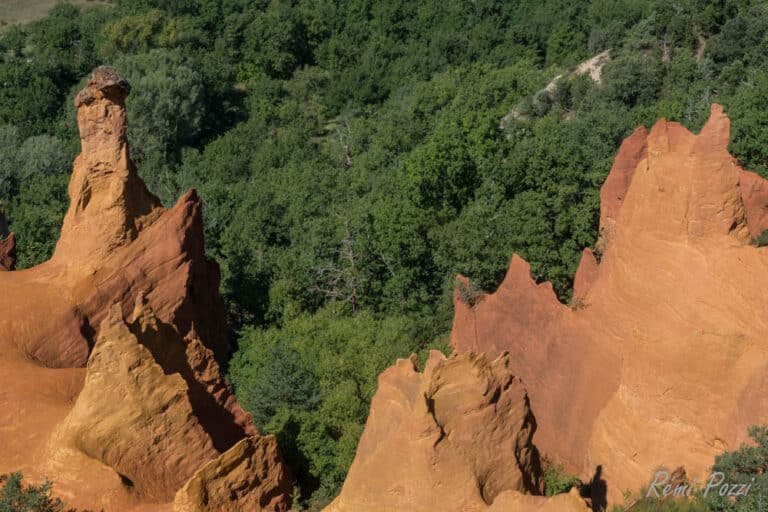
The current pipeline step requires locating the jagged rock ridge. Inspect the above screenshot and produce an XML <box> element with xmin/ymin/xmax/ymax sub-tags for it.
<box><xmin>451</xmin><ymin>104</ymin><xmax>768</xmax><ymax>503</ymax></box>
<box><xmin>330</xmin><ymin>104</ymin><xmax>768</xmax><ymax>510</ymax></box>
<box><xmin>0</xmin><ymin>67</ymin><xmax>291</xmax><ymax>512</ymax></box>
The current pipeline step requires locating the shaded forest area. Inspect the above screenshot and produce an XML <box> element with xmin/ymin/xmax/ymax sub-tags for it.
<box><xmin>2</xmin><ymin>0</ymin><xmax>768</xmax><ymax>508</ymax></box>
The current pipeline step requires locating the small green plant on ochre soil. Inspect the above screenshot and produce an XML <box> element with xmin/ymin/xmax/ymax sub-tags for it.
<box><xmin>752</xmin><ymin>229</ymin><xmax>768</xmax><ymax>247</ymax></box>
<box><xmin>543</xmin><ymin>462</ymin><xmax>582</xmax><ymax>497</ymax></box>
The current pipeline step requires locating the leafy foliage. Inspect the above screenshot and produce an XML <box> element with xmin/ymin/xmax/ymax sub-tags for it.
<box><xmin>0</xmin><ymin>473</ymin><xmax>77</xmax><ymax>512</ymax></box>
<box><xmin>752</xmin><ymin>231</ymin><xmax>768</xmax><ymax>248</ymax></box>
<box><xmin>543</xmin><ymin>463</ymin><xmax>582</xmax><ymax>496</ymax></box>
<box><xmin>703</xmin><ymin>426</ymin><xmax>768</xmax><ymax>511</ymax></box>
<box><xmin>229</xmin><ymin>305</ymin><xmax>446</xmax><ymax>507</ymax></box>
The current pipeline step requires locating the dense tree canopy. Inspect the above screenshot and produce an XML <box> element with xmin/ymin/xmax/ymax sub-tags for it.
<box><xmin>2</xmin><ymin>0</ymin><xmax>768</xmax><ymax>507</ymax></box>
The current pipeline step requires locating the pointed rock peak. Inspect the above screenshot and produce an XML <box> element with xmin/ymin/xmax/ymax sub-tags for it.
<box><xmin>131</xmin><ymin>291</ymin><xmax>159</xmax><ymax>332</ymax></box>
<box><xmin>572</xmin><ymin>247</ymin><xmax>599</xmax><ymax>301</ymax></box>
<box><xmin>497</xmin><ymin>254</ymin><xmax>561</xmax><ymax>303</ymax></box>
<box><xmin>73</xmin><ymin>66</ymin><xmax>134</xmax><ymax>160</ymax></box>
<box><xmin>184</xmin><ymin>322</ymin><xmax>199</xmax><ymax>345</ymax></box>
<box><xmin>696</xmin><ymin>103</ymin><xmax>730</xmax><ymax>153</ymax></box>
<box><xmin>52</xmin><ymin>67</ymin><xmax>163</xmax><ymax>269</ymax></box>
<box><xmin>74</xmin><ymin>66</ymin><xmax>131</xmax><ymax>109</ymax></box>
<box><xmin>598</xmin><ymin>126</ymin><xmax>647</xmax><ymax>248</ymax></box>
<box><xmin>598</xmin><ymin>103</ymin><xmax>749</xmax><ymax>243</ymax></box>
<box><xmin>100</xmin><ymin>303</ymin><xmax>129</xmax><ymax>338</ymax></box>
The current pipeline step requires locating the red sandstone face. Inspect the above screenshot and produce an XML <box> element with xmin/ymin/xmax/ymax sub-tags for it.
<box><xmin>451</xmin><ymin>104</ymin><xmax>768</xmax><ymax>503</ymax></box>
<box><xmin>0</xmin><ymin>67</ymin><xmax>291</xmax><ymax>512</ymax></box>
<box><xmin>0</xmin><ymin>232</ymin><xmax>15</xmax><ymax>270</ymax></box>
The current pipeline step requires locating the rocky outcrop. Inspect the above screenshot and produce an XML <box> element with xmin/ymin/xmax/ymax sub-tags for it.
<box><xmin>53</xmin><ymin>66</ymin><xmax>163</xmax><ymax>269</ymax></box>
<box><xmin>596</xmin><ymin>125</ymin><xmax>647</xmax><ymax>252</ymax></box>
<box><xmin>0</xmin><ymin>232</ymin><xmax>15</xmax><ymax>270</ymax></box>
<box><xmin>0</xmin><ymin>67</ymin><xmax>290</xmax><ymax>512</ymax></box>
<box><xmin>46</xmin><ymin>298</ymin><xmax>257</xmax><ymax>505</ymax></box>
<box><xmin>572</xmin><ymin>247</ymin><xmax>598</xmax><ymax>302</ymax></box>
<box><xmin>739</xmin><ymin>168</ymin><xmax>768</xmax><ymax>237</ymax></box>
<box><xmin>173</xmin><ymin>436</ymin><xmax>293</xmax><ymax>512</ymax></box>
<box><xmin>0</xmin><ymin>67</ymin><xmax>227</xmax><ymax>371</ymax></box>
<box><xmin>325</xmin><ymin>351</ymin><xmax>586</xmax><ymax>512</ymax></box>
<box><xmin>451</xmin><ymin>104</ymin><xmax>768</xmax><ymax>504</ymax></box>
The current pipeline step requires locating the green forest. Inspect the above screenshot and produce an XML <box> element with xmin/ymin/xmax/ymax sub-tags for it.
<box><xmin>2</xmin><ymin>0</ymin><xmax>768</xmax><ymax>508</ymax></box>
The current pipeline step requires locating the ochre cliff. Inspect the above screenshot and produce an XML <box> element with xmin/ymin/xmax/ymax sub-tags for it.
<box><xmin>451</xmin><ymin>104</ymin><xmax>768</xmax><ymax>503</ymax></box>
<box><xmin>326</xmin><ymin>351</ymin><xmax>590</xmax><ymax>512</ymax></box>
<box><xmin>0</xmin><ymin>67</ymin><xmax>291</xmax><ymax>512</ymax></box>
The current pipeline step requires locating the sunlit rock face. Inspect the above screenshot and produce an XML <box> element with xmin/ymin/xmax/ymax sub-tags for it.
<box><xmin>325</xmin><ymin>350</ymin><xmax>591</xmax><ymax>512</ymax></box>
<box><xmin>0</xmin><ymin>67</ymin><xmax>292</xmax><ymax>512</ymax></box>
<box><xmin>451</xmin><ymin>104</ymin><xmax>768</xmax><ymax>503</ymax></box>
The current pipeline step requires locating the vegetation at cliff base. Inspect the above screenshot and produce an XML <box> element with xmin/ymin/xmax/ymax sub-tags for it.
<box><xmin>3</xmin><ymin>0</ymin><xmax>768</xmax><ymax>508</ymax></box>
<box><xmin>0</xmin><ymin>472</ymin><xmax>76</xmax><ymax>512</ymax></box>
<box><xmin>543</xmin><ymin>463</ymin><xmax>582</xmax><ymax>497</ymax></box>
<box><xmin>611</xmin><ymin>426</ymin><xmax>768</xmax><ymax>511</ymax></box>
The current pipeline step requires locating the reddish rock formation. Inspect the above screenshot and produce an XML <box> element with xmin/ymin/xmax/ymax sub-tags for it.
<box><xmin>326</xmin><ymin>351</ymin><xmax>590</xmax><ymax>512</ymax></box>
<box><xmin>739</xmin><ymin>169</ymin><xmax>768</xmax><ymax>237</ymax></box>
<box><xmin>0</xmin><ymin>67</ymin><xmax>290</xmax><ymax>512</ymax></box>
<box><xmin>0</xmin><ymin>66</ymin><xmax>227</xmax><ymax>371</ymax></box>
<box><xmin>173</xmin><ymin>436</ymin><xmax>293</xmax><ymax>512</ymax></box>
<box><xmin>451</xmin><ymin>104</ymin><xmax>768</xmax><ymax>504</ymax></box>
<box><xmin>572</xmin><ymin>247</ymin><xmax>598</xmax><ymax>302</ymax></box>
<box><xmin>0</xmin><ymin>232</ymin><xmax>15</xmax><ymax>270</ymax></box>
<box><xmin>597</xmin><ymin>125</ymin><xmax>647</xmax><ymax>252</ymax></box>
<box><xmin>46</xmin><ymin>298</ymin><xmax>259</xmax><ymax>507</ymax></box>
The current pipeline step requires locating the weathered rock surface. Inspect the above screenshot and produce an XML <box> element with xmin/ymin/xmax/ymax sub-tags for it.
<box><xmin>325</xmin><ymin>351</ymin><xmax>588</xmax><ymax>512</ymax></box>
<box><xmin>0</xmin><ymin>232</ymin><xmax>15</xmax><ymax>270</ymax></box>
<box><xmin>739</xmin><ymin>168</ymin><xmax>768</xmax><ymax>237</ymax></box>
<box><xmin>572</xmin><ymin>247</ymin><xmax>598</xmax><ymax>302</ymax></box>
<box><xmin>451</xmin><ymin>104</ymin><xmax>768</xmax><ymax>504</ymax></box>
<box><xmin>46</xmin><ymin>298</ymin><xmax>257</xmax><ymax>506</ymax></box>
<box><xmin>173</xmin><ymin>436</ymin><xmax>293</xmax><ymax>512</ymax></box>
<box><xmin>0</xmin><ymin>67</ymin><xmax>290</xmax><ymax>511</ymax></box>
<box><xmin>0</xmin><ymin>67</ymin><xmax>228</xmax><ymax>371</ymax></box>
<box><xmin>596</xmin><ymin>125</ymin><xmax>647</xmax><ymax>252</ymax></box>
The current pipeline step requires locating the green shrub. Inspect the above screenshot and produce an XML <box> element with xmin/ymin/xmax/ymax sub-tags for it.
<box><xmin>702</xmin><ymin>425</ymin><xmax>768</xmax><ymax>511</ymax></box>
<box><xmin>543</xmin><ymin>463</ymin><xmax>581</xmax><ymax>496</ymax></box>
<box><xmin>752</xmin><ymin>230</ymin><xmax>768</xmax><ymax>247</ymax></box>
<box><xmin>455</xmin><ymin>279</ymin><xmax>483</xmax><ymax>307</ymax></box>
<box><xmin>0</xmin><ymin>473</ymin><xmax>70</xmax><ymax>512</ymax></box>
<box><xmin>613</xmin><ymin>426</ymin><xmax>768</xmax><ymax>512</ymax></box>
